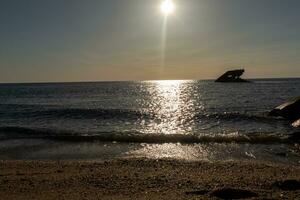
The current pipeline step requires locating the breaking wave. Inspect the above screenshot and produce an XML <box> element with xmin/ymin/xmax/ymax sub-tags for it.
<box><xmin>0</xmin><ymin>126</ymin><xmax>294</xmax><ymax>144</ymax></box>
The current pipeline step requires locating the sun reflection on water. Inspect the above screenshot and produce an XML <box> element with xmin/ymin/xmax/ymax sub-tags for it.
<box><xmin>153</xmin><ymin>80</ymin><xmax>183</xmax><ymax>134</ymax></box>
<box><xmin>126</xmin><ymin>143</ymin><xmax>211</xmax><ymax>161</ymax></box>
<box><xmin>129</xmin><ymin>80</ymin><xmax>208</xmax><ymax>160</ymax></box>
<box><xmin>140</xmin><ymin>80</ymin><xmax>197</xmax><ymax>135</ymax></box>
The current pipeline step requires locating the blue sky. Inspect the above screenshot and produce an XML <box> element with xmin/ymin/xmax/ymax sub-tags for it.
<box><xmin>0</xmin><ymin>0</ymin><xmax>300</xmax><ymax>82</ymax></box>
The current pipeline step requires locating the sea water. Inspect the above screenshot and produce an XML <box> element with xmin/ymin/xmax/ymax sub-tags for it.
<box><xmin>0</xmin><ymin>79</ymin><xmax>299</xmax><ymax>163</ymax></box>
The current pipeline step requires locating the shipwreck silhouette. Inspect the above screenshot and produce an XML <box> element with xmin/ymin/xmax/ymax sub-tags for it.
<box><xmin>215</xmin><ymin>69</ymin><xmax>249</xmax><ymax>83</ymax></box>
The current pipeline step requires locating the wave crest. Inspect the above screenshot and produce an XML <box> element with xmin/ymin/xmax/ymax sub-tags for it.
<box><xmin>0</xmin><ymin>126</ymin><xmax>291</xmax><ymax>144</ymax></box>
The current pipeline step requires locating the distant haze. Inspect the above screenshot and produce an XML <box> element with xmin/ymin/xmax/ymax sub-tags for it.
<box><xmin>0</xmin><ymin>0</ymin><xmax>300</xmax><ymax>83</ymax></box>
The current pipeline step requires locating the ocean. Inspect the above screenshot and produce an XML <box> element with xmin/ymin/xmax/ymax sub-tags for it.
<box><xmin>0</xmin><ymin>79</ymin><xmax>299</xmax><ymax>163</ymax></box>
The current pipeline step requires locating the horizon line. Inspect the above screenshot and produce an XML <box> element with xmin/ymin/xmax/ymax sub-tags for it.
<box><xmin>0</xmin><ymin>77</ymin><xmax>300</xmax><ymax>85</ymax></box>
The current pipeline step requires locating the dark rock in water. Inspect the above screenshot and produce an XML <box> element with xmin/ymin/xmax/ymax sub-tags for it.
<box><xmin>288</xmin><ymin>132</ymin><xmax>300</xmax><ymax>142</ymax></box>
<box><xmin>211</xmin><ymin>188</ymin><xmax>258</xmax><ymax>199</ymax></box>
<box><xmin>292</xmin><ymin>119</ymin><xmax>300</xmax><ymax>128</ymax></box>
<box><xmin>215</xmin><ymin>69</ymin><xmax>249</xmax><ymax>83</ymax></box>
<box><xmin>269</xmin><ymin>97</ymin><xmax>300</xmax><ymax>121</ymax></box>
<box><xmin>273</xmin><ymin>180</ymin><xmax>300</xmax><ymax>191</ymax></box>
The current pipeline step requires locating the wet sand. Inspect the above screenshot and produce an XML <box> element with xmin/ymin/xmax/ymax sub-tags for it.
<box><xmin>1</xmin><ymin>159</ymin><xmax>300</xmax><ymax>199</ymax></box>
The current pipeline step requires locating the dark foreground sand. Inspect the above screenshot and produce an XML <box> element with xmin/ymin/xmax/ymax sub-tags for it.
<box><xmin>1</xmin><ymin>159</ymin><xmax>300</xmax><ymax>199</ymax></box>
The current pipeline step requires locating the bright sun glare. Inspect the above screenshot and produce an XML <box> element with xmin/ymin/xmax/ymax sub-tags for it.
<box><xmin>161</xmin><ymin>0</ymin><xmax>175</xmax><ymax>15</ymax></box>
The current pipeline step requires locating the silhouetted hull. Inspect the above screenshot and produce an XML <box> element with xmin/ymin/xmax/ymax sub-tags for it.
<box><xmin>215</xmin><ymin>69</ymin><xmax>249</xmax><ymax>83</ymax></box>
<box><xmin>215</xmin><ymin>79</ymin><xmax>249</xmax><ymax>83</ymax></box>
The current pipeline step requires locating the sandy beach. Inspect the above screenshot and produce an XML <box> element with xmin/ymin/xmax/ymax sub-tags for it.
<box><xmin>1</xmin><ymin>159</ymin><xmax>300</xmax><ymax>199</ymax></box>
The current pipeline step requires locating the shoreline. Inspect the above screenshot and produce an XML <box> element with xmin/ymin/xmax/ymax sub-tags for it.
<box><xmin>1</xmin><ymin>158</ymin><xmax>300</xmax><ymax>199</ymax></box>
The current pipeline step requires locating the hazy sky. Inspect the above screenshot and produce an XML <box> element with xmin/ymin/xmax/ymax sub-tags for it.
<box><xmin>1</xmin><ymin>0</ymin><xmax>300</xmax><ymax>82</ymax></box>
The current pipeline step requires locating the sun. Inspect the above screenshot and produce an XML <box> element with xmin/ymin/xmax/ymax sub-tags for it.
<box><xmin>161</xmin><ymin>0</ymin><xmax>175</xmax><ymax>15</ymax></box>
